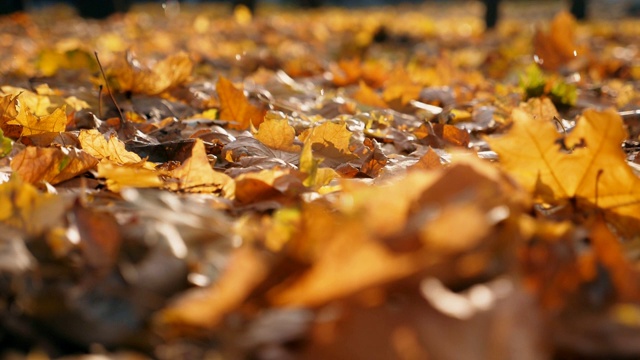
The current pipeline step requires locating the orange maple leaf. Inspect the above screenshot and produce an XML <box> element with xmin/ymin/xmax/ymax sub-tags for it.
<box><xmin>217</xmin><ymin>76</ymin><xmax>266</xmax><ymax>131</ymax></box>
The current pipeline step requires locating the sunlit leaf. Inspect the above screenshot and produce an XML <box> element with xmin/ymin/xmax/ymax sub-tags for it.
<box><xmin>254</xmin><ymin>114</ymin><xmax>301</xmax><ymax>153</ymax></box>
<box><xmin>217</xmin><ymin>76</ymin><xmax>266</xmax><ymax>130</ymax></box>
<box><xmin>487</xmin><ymin>107</ymin><xmax>640</xmax><ymax>235</ymax></box>
<box><xmin>97</xmin><ymin>161</ymin><xmax>163</xmax><ymax>192</ymax></box>
<box><xmin>168</xmin><ymin>138</ymin><xmax>235</xmax><ymax>197</ymax></box>
<box><xmin>78</xmin><ymin>129</ymin><xmax>143</xmax><ymax>165</ymax></box>
<box><xmin>8</xmin><ymin>104</ymin><xmax>67</xmax><ymax>136</ymax></box>
<box><xmin>110</xmin><ymin>51</ymin><xmax>193</xmax><ymax>95</ymax></box>
<box><xmin>11</xmin><ymin>146</ymin><xmax>98</xmax><ymax>185</ymax></box>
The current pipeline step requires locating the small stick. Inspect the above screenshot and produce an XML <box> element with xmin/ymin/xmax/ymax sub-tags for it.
<box><xmin>94</xmin><ymin>51</ymin><xmax>126</xmax><ymax>125</ymax></box>
<box><xmin>98</xmin><ymin>84</ymin><xmax>103</xmax><ymax>118</ymax></box>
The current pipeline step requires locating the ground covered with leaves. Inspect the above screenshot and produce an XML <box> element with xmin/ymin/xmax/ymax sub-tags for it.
<box><xmin>1</xmin><ymin>2</ymin><xmax>640</xmax><ymax>359</ymax></box>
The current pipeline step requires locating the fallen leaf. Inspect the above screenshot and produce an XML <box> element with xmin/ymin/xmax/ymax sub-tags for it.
<box><xmin>168</xmin><ymin>138</ymin><xmax>235</xmax><ymax>197</ymax></box>
<box><xmin>8</xmin><ymin>104</ymin><xmax>67</xmax><ymax>136</ymax></box>
<box><xmin>217</xmin><ymin>76</ymin><xmax>266</xmax><ymax>130</ymax></box>
<box><xmin>111</xmin><ymin>51</ymin><xmax>193</xmax><ymax>95</ymax></box>
<box><xmin>299</xmin><ymin>121</ymin><xmax>357</xmax><ymax>166</ymax></box>
<box><xmin>11</xmin><ymin>146</ymin><xmax>98</xmax><ymax>185</ymax></box>
<box><xmin>157</xmin><ymin>246</ymin><xmax>269</xmax><ymax>330</ymax></box>
<box><xmin>352</xmin><ymin>80</ymin><xmax>387</xmax><ymax>108</ymax></box>
<box><xmin>97</xmin><ymin>161</ymin><xmax>163</xmax><ymax>192</ymax></box>
<box><xmin>254</xmin><ymin>114</ymin><xmax>301</xmax><ymax>153</ymax></box>
<box><xmin>78</xmin><ymin>129</ymin><xmax>143</xmax><ymax>165</ymax></box>
<box><xmin>0</xmin><ymin>175</ymin><xmax>65</xmax><ymax>235</ymax></box>
<box><xmin>487</xmin><ymin>107</ymin><xmax>640</xmax><ymax>235</ymax></box>
<box><xmin>533</xmin><ymin>11</ymin><xmax>585</xmax><ymax>71</ymax></box>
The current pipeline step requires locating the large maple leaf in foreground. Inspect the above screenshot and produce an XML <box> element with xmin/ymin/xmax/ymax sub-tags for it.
<box><xmin>487</xmin><ymin>106</ymin><xmax>640</xmax><ymax>236</ymax></box>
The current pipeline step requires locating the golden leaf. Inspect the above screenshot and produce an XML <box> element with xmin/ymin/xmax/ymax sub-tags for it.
<box><xmin>111</xmin><ymin>51</ymin><xmax>193</xmax><ymax>95</ymax></box>
<box><xmin>157</xmin><ymin>246</ymin><xmax>268</xmax><ymax>329</ymax></box>
<box><xmin>299</xmin><ymin>121</ymin><xmax>354</xmax><ymax>156</ymax></box>
<box><xmin>352</xmin><ymin>80</ymin><xmax>387</xmax><ymax>108</ymax></box>
<box><xmin>217</xmin><ymin>76</ymin><xmax>266</xmax><ymax>130</ymax></box>
<box><xmin>11</xmin><ymin>146</ymin><xmax>98</xmax><ymax>185</ymax></box>
<box><xmin>254</xmin><ymin>115</ymin><xmax>301</xmax><ymax>153</ymax></box>
<box><xmin>97</xmin><ymin>161</ymin><xmax>163</xmax><ymax>192</ymax></box>
<box><xmin>78</xmin><ymin>129</ymin><xmax>143</xmax><ymax>165</ymax></box>
<box><xmin>168</xmin><ymin>138</ymin><xmax>235</xmax><ymax>197</ymax></box>
<box><xmin>1</xmin><ymin>86</ymin><xmax>51</xmax><ymax>117</ymax></box>
<box><xmin>8</xmin><ymin>104</ymin><xmax>67</xmax><ymax>136</ymax></box>
<box><xmin>487</xmin><ymin>107</ymin><xmax>640</xmax><ymax>235</ymax></box>
<box><xmin>0</xmin><ymin>175</ymin><xmax>65</xmax><ymax>235</ymax></box>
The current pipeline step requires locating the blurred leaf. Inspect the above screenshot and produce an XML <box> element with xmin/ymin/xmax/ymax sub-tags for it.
<box><xmin>111</xmin><ymin>51</ymin><xmax>193</xmax><ymax>95</ymax></box>
<box><xmin>0</xmin><ymin>175</ymin><xmax>65</xmax><ymax>235</ymax></box>
<box><xmin>97</xmin><ymin>161</ymin><xmax>163</xmax><ymax>192</ymax></box>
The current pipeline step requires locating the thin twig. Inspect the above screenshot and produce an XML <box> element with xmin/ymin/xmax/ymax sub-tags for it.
<box><xmin>98</xmin><ymin>84</ymin><xmax>103</xmax><ymax>119</ymax></box>
<box><xmin>94</xmin><ymin>51</ymin><xmax>126</xmax><ymax>125</ymax></box>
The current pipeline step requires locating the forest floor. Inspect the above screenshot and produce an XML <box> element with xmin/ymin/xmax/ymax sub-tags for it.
<box><xmin>1</xmin><ymin>2</ymin><xmax>640</xmax><ymax>359</ymax></box>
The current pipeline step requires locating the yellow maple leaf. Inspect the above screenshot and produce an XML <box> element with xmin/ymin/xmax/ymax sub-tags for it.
<box><xmin>254</xmin><ymin>114</ymin><xmax>301</xmax><ymax>153</ymax></box>
<box><xmin>8</xmin><ymin>104</ymin><xmax>67</xmax><ymax>136</ymax></box>
<box><xmin>78</xmin><ymin>129</ymin><xmax>143</xmax><ymax>165</ymax></box>
<box><xmin>217</xmin><ymin>76</ymin><xmax>265</xmax><ymax>131</ymax></box>
<box><xmin>299</xmin><ymin>121</ymin><xmax>354</xmax><ymax>155</ymax></box>
<box><xmin>487</xmin><ymin>107</ymin><xmax>640</xmax><ymax>235</ymax></box>
<box><xmin>11</xmin><ymin>146</ymin><xmax>98</xmax><ymax>185</ymax></box>
<box><xmin>168</xmin><ymin>138</ymin><xmax>235</xmax><ymax>197</ymax></box>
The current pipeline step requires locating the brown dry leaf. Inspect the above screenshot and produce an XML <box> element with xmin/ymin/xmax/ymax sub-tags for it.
<box><xmin>11</xmin><ymin>146</ymin><xmax>98</xmax><ymax>185</ymax></box>
<box><xmin>254</xmin><ymin>115</ymin><xmax>301</xmax><ymax>153</ymax></box>
<box><xmin>168</xmin><ymin>138</ymin><xmax>234</xmax><ymax>197</ymax></box>
<box><xmin>352</xmin><ymin>80</ymin><xmax>387</xmax><ymax>108</ymax></box>
<box><xmin>97</xmin><ymin>161</ymin><xmax>163</xmax><ymax>192</ymax></box>
<box><xmin>487</xmin><ymin>107</ymin><xmax>640</xmax><ymax>235</ymax></box>
<box><xmin>8</xmin><ymin>104</ymin><xmax>67</xmax><ymax>136</ymax></box>
<box><xmin>217</xmin><ymin>76</ymin><xmax>266</xmax><ymax>130</ymax></box>
<box><xmin>157</xmin><ymin>246</ymin><xmax>269</xmax><ymax>330</ymax></box>
<box><xmin>0</xmin><ymin>175</ymin><xmax>65</xmax><ymax>235</ymax></box>
<box><xmin>533</xmin><ymin>11</ymin><xmax>585</xmax><ymax>71</ymax></box>
<box><xmin>78</xmin><ymin>129</ymin><xmax>143</xmax><ymax>165</ymax></box>
<box><xmin>110</xmin><ymin>51</ymin><xmax>193</xmax><ymax>95</ymax></box>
